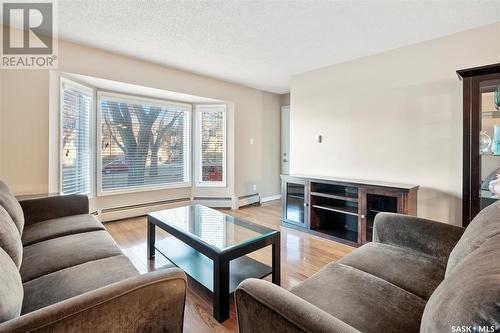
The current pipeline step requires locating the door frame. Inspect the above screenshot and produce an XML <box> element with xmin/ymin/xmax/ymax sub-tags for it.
<box><xmin>281</xmin><ymin>105</ymin><xmax>290</xmax><ymax>175</ymax></box>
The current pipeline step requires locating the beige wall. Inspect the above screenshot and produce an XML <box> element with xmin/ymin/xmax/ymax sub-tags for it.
<box><xmin>0</xmin><ymin>69</ymin><xmax>3</xmax><ymax>179</ymax></box>
<box><xmin>290</xmin><ymin>22</ymin><xmax>500</xmax><ymax>225</ymax></box>
<box><xmin>280</xmin><ymin>93</ymin><xmax>290</xmax><ymax>106</ymax></box>
<box><xmin>0</xmin><ymin>39</ymin><xmax>281</xmax><ymax>200</ymax></box>
<box><xmin>2</xmin><ymin>70</ymin><xmax>50</xmax><ymax>194</ymax></box>
<box><xmin>260</xmin><ymin>92</ymin><xmax>281</xmax><ymax>196</ymax></box>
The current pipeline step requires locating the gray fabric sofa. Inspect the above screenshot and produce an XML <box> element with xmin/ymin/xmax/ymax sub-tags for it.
<box><xmin>236</xmin><ymin>200</ymin><xmax>500</xmax><ymax>333</ymax></box>
<box><xmin>0</xmin><ymin>181</ymin><xmax>187</xmax><ymax>333</ymax></box>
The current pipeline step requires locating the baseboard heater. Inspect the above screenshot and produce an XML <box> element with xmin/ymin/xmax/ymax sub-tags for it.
<box><xmin>192</xmin><ymin>197</ymin><xmax>234</xmax><ymax>208</ymax></box>
<box><xmin>99</xmin><ymin>197</ymin><xmax>191</xmax><ymax>222</ymax></box>
<box><xmin>238</xmin><ymin>193</ymin><xmax>260</xmax><ymax>208</ymax></box>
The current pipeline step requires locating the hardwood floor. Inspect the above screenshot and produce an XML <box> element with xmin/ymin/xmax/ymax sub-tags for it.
<box><xmin>105</xmin><ymin>200</ymin><xmax>354</xmax><ymax>333</ymax></box>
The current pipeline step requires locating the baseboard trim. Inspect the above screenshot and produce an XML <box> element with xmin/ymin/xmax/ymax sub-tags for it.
<box><xmin>100</xmin><ymin>193</ymin><xmax>276</xmax><ymax>222</ymax></box>
<box><xmin>260</xmin><ymin>194</ymin><xmax>281</xmax><ymax>203</ymax></box>
<box><xmin>237</xmin><ymin>194</ymin><xmax>260</xmax><ymax>208</ymax></box>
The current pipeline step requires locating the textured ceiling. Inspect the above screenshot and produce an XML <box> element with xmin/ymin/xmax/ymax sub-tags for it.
<box><xmin>52</xmin><ymin>1</ymin><xmax>500</xmax><ymax>93</ymax></box>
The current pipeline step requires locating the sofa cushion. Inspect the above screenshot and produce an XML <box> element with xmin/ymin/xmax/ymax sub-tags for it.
<box><xmin>0</xmin><ymin>248</ymin><xmax>23</xmax><ymax>322</ymax></box>
<box><xmin>0</xmin><ymin>205</ymin><xmax>23</xmax><ymax>268</ymax></box>
<box><xmin>447</xmin><ymin>201</ymin><xmax>500</xmax><ymax>276</ymax></box>
<box><xmin>22</xmin><ymin>214</ymin><xmax>105</xmax><ymax>246</ymax></box>
<box><xmin>421</xmin><ymin>233</ymin><xmax>500</xmax><ymax>332</ymax></box>
<box><xmin>0</xmin><ymin>181</ymin><xmax>24</xmax><ymax>235</ymax></box>
<box><xmin>22</xmin><ymin>255</ymin><xmax>139</xmax><ymax>314</ymax></box>
<box><xmin>339</xmin><ymin>242</ymin><xmax>445</xmax><ymax>300</ymax></box>
<box><xmin>290</xmin><ymin>262</ymin><xmax>426</xmax><ymax>333</ymax></box>
<box><xmin>20</xmin><ymin>230</ymin><xmax>122</xmax><ymax>282</ymax></box>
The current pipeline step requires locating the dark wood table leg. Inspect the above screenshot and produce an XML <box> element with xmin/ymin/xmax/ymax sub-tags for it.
<box><xmin>272</xmin><ymin>234</ymin><xmax>281</xmax><ymax>286</ymax></box>
<box><xmin>213</xmin><ymin>257</ymin><xmax>230</xmax><ymax>322</ymax></box>
<box><xmin>147</xmin><ymin>218</ymin><xmax>155</xmax><ymax>259</ymax></box>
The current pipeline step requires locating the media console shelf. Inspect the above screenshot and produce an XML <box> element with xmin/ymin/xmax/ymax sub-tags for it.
<box><xmin>281</xmin><ymin>174</ymin><xmax>418</xmax><ymax>246</ymax></box>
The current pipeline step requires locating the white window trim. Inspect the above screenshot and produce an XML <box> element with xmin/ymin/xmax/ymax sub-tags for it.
<box><xmin>97</xmin><ymin>90</ymin><xmax>193</xmax><ymax>110</ymax></box>
<box><xmin>194</xmin><ymin>104</ymin><xmax>227</xmax><ymax>188</ymax></box>
<box><xmin>96</xmin><ymin>91</ymin><xmax>192</xmax><ymax>196</ymax></box>
<box><xmin>59</xmin><ymin>77</ymin><xmax>96</xmax><ymax>197</ymax></box>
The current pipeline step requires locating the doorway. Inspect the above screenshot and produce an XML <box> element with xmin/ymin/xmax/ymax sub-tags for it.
<box><xmin>281</xmin><ymin>106</ymin><xmax>290</xmax><ymax>175</ymax></box>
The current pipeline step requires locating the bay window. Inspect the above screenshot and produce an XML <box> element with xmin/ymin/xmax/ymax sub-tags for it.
<box><xmin>59</xmin><ymin>78</ymin><xmax>227</xmax><ymax>197</ymax></box>
<box><xmin>98</xmin><ymin>93</ymin><xmax>191</xmax><ymax>194</ymax></box>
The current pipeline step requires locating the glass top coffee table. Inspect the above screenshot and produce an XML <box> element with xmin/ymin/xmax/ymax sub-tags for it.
<box><xmin>147</xmin><ymin>204</ymin><xmax>281</xmax><ymax>322</ymax></box>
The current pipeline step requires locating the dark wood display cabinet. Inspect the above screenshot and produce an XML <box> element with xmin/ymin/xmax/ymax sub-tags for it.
<box><xmin>281</xmin><ymin>175</ymin><xmax>418</xmax><ymax>246</ymax></box>
<box><xmin>458</xmin><ymin>63</ymin><xmax>500</xmax><ymax>227</ymax></box>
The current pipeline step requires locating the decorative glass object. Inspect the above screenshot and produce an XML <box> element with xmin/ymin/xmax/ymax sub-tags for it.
<box><xmin>489</xmin><ymin>175</ymin><xmax>500</xmax><ymax>198</ymax></box>
<box><xmin>493</xmin><ymin>125</ymin><xmax>500</xmax><ymax>155</ymax></box>
<box><xmin>495</xmin><ymin>85</ymin><xmax>500</xmax><ymax>111</ymax></box>
<box><xmin>480</xmin><ymin>131</ymin><xmax>492</xmax><ymax>154</ymax></box>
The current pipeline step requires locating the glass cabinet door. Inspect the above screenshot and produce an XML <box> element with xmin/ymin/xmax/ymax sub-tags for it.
<box><xmin>363</xmin><ymin>193</ymin><xmax>398</xmax><ymax>243</ymax></box>
<box><xmin>458</xmin><ymin>64</ymin><xmax>500</xmax><ymax>227</ymax></box>
<box><xmin>479</xmin><ymin>80</ymin><xmax>500</xmax><ymax>211</ymax></box>
<box><xmin>284</xmin><ymin>182</ymin><xmax>306</xmax><ymax>225</ymax></box>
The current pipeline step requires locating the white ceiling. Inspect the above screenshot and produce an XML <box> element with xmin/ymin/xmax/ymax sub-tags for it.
<box><xmin>53</xmin><ymin>1</ymin><xmax>500</xmax><ymax>93</ymax></box>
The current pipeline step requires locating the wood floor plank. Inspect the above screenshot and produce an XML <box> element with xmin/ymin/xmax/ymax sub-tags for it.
<box><xmin>105</xmin><ymin>200</ymin><xmax>354</xmax><ymax>332</ymax></box>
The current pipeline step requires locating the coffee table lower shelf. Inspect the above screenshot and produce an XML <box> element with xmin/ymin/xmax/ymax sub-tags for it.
<box><xmin>155</xmin><ymin>237</ymin><xmax>273</xmax><ymax>293</ymax></box>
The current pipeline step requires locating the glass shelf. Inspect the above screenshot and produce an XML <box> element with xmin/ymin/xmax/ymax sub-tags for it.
<box><xmin>482</xmin><ymin>111</ymin><xmax>500</xmax><ymax>119</ymax></box>
<box><xmin>481</xmin><ymin>190</ymin><xmax>499</xmax><ymax>199</ymax></box>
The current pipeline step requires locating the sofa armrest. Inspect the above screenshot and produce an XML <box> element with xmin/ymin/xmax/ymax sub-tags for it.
<box><xmin>373</xmin><ymin>213</ymin><xmax>465</xmax><ymax>262</ymax></box>
<box><xmin>235</xmin><ymin>279</ymin><xmax>360</xmax><ymax>333</ymax></box>
<box><xmin>19</xmin><ymin>195</ymin><xmax>89</xmax><ymax>225</ymax></box>
<box><xmin>0</xmin><ymin>268</ymin><xmax>187</xmax><ymax>333</ymax></box>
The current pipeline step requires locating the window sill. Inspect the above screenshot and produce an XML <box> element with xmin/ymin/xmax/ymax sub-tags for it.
<box><xmin>195</xmin><ymin>182</ymin><xmax>227</xmax><ymax>188</ymax></box>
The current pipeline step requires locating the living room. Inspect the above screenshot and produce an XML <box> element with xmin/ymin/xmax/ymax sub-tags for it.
<box><xmin>0</xmin><ymin>1</ymin><xmax>499</xmax><ymax>333</ymax></box>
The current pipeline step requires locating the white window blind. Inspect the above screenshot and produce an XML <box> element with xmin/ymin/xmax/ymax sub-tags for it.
<box><xmin>60</xmin><ymin>79</ymin><xmax>93</xmax><ymax>195</ymax></box>
<box><xmin>98</xmin><ymin>93</ymin><xmax>191</xmax><ymax>194</ymax></box>
<box><xmin>196</xmin><ymin>105</ymin><xmax>226</xmax><ymax>186</ymax></box>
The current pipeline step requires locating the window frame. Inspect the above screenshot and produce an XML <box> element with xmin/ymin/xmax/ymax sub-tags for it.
<box><xmin>96</xmin><ymin>91</ymin><xmax>192</xmax><ymax>196</ymax></box>
<box><xmin>194</xmin><ymin>104</ymin><xmax>227</xmax><ymax>188</ymax></box>
<box><xmin>59</xmin><ymin>77</ymin><xmax>96</xmax><ymax>197</ymax></box>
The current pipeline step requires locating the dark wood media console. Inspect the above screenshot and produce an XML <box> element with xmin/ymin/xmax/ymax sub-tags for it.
<box><xmin>281</xmin><ymin>174</ymin><xmax>418</xmax><ymax>246</ymax></box>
